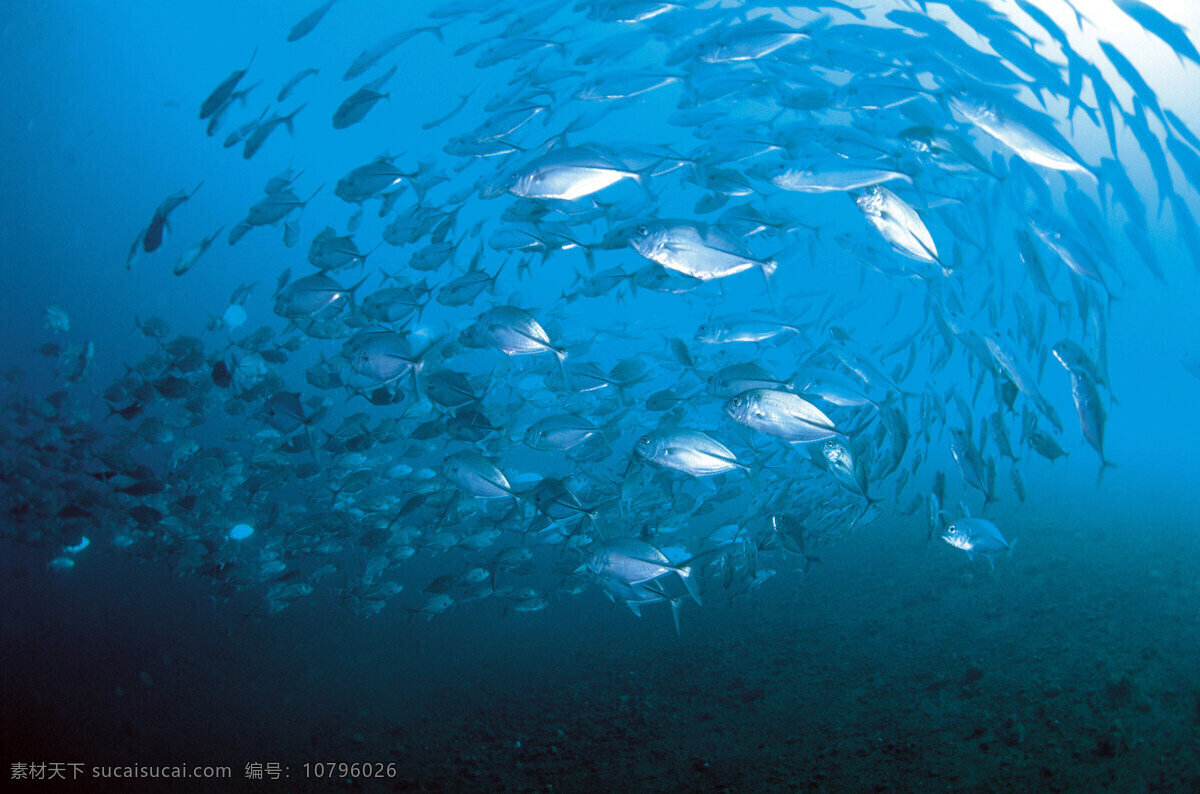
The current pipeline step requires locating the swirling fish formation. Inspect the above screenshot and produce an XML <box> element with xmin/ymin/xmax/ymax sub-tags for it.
<box><xmin>10</xmin><ymin>0</ymin><xmax>1199</xmax><ymax>627</ymax></box>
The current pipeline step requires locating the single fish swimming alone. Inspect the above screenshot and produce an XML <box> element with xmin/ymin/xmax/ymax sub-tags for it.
<box><xmin>941</xmin><ymin>517</ymin><xmax>1017</xmax><ymax>569</ymax></box>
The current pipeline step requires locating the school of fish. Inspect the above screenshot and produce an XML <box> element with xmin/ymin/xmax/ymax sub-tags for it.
<box><xmin>9</xmin><ymin>0</ymin><xmax>1200</xmax><ymax>629</ymax></box>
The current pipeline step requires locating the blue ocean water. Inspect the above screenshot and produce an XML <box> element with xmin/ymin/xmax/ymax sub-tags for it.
<box><xmin>2</xmin><ymin>1</ymin><xmax>1199</xmax><ymax>790</ymax></box>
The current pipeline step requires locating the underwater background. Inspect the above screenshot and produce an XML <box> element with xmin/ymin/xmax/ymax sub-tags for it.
<box><xmin>2</xmin><ymin>0</ymin><xmax>1199</xmax><ymax>790</ymax></box>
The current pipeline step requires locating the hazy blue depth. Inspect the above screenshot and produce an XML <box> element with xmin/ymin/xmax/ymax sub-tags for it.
<box><xmin>2</xmin><ymin>1</ymin><xmax>1199</xmax><ymax>790</ymax></box>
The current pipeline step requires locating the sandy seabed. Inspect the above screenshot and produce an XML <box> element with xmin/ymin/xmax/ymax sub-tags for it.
<box><xmin>4</xmin><ymin>490</ymin><xmax>1199</xmax><ymax>793</ymax></box>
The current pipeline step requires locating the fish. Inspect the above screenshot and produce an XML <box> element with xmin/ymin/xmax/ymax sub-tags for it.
<box><xmin>628</xmin><ymin>220</ymin><xmax>777</xmax><ymax>284</ymax></box>
<box><xmin>243</xmin><ymin>104</ymin><xmax>307</xmax><ymax>159</ymax></box>
<box><xmin>342</xmin><ymin>329</ymin><xmax>434</xmax><ymax>389</ymax></box>
<box><xmin>288</xmin><ymin>0</ymin><xmax>338</xmax><ymax>43</ymax></box>
<box><xmin>948</xmin><ymin>88</ymin><xmax>1092</xmax><ymax>174</ymax></box>
<box><xmin>508</xmin><ymin>147</ymin><xmax>641</xmax><ymax>201</ymax></box>
<box><xmin>708</xmin><ymin>363</ymin><xmax>793</xmax><ymax>399</ymax></box>
<box><xmin>43</xmin><ymin>305</ymin><xmax>69</xmax><ymax>334</ymax></box>
<box><xmin>816</xmin><ymin>438</ymin><xmax>876</xmax><ymax>503</ymax></box>
<box><xmin>852</xmin><ymin>185</ymin><xmax>940</xmax><ymax>266</ymax></box>
<box><xmin>474</xmin><ymin>305</ymin><xmax>568</xmax><ymax>365</ymax></box>
<box><xmin>199</xmin><ymin>49</ymin><xmax>256</xmax><ymax>119</ymax></box>
<box><xmin>941</xmin><ymin>517</ymin><xmax>1017</xmax><ymax>569</ymax></box>
<box><xmin>1069</xmin><ymin>371</ymin><xmax>1114</xmax><ymax>480</ymax></box>
<box><xmin>173</xmin><ymin>227</ymin><xmax>224</xmax><ymax>276</ymax></box>
<box><xmin>436</xmin><ymin>265</ymin><xmax>504</xmax><ymax>308</ymax></box>
<box><xmin>725</xmin><ymin>389</ymin><xmax>843</xmax><ymax>444</ymax></box>
<box><xmin>442</xmin><ymin>451</ymin><xmax>518</xmax><ymax>499</ymax></box>
<box><xmin>333</xmin><ymin>66</ymin><xmax>395</xmax><ymax>129</ymax></box>
<box><xmin>586</xmin><ymin>537</ymin><xmax>701</xmax><ymax>606</ymax></box>
<box><xmin>633</xmin><ymin>428</ymin><xmax>749</xmax><ymax>477</ymax></box>
<box><xmin>243</xmin><ymin>184</ymin><xmax>323</xmax><ymax>228</ymax></box>
<box><xmin>767</xmin><ymin>160</ymin><xmax>913</xmax><ymax>193</ymax></box>
<box><xmin>273</xmin><ymin>273</ymin><xmax>367</xmax><ymax>320</ymax></box>
<box><xmin>278</xmin><ymin>68</ymin><xmax>319</xmax><ymax>102</ymax></box>
<box><xmin>141</xmin><ymin>182</ymin><xmax>203</xmax><ymax>254</ymax></box>
<box><xmin>524</xmin><ymin>414</ymin><xmax>612</xmax><ymax>451</ymax></box>
<box><xmin>1029</xmin><ymin>430</ymin><xmax>1068</xmax><ymax>462</ymax></box>
<box><xmin>344</xmin><ymin>25</ymin><xmax>445</xmax><ymax>81</ymax></box>
<box><xmin>1112</xmin><ymin>0</ymin><xmax>1200</xmax><ymax>67</ymax></box>
<box><xmin>695</xmin><ymin>316</ymin><xmax>800</xmax><ymax>345</ymax></box>
<box><xmin>899</xmin><ymin>126</ymin><xmax>995</xmax><ymax>176</ymax></box>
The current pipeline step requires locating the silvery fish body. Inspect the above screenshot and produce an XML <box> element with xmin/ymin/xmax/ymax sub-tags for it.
<box><xmin>475</xmin><ymin>306</ymin><xmax>566</xmax><ymax>361</ymax></box>
<box><xmin>628</xmin><ymin>220</ymin><xmax>775</xmax><ymax>282</ymax></box>
<box><xmin>524</xmin><ymin>414</ymin><xmax>604</xmax><ymax>451</ymax></box>
<box><xmin>949</xmin><ymin>91</ymin><xmax>1089</xmax><ymax>173</ymax></box>
<box><xmin>585</xmin><ymin>537</ymin><xmax>700</xmax><ymax>605</ymax></box>
<box><xmin>634</xmin><ymin>428</ymin><xmax>747</xmax><ymax>477</ymax></box>
<box><xmin>769</xmin><ymin>161</ymin><xmax>912</xmax><ymax>193</ymax></box>
<box><xmin>273</xmin><ymin>274</ymin><xmax>358</xmax><ymax>319</ymax></box>
<box><xmin>508</xmin><ymin>147</ymin><xmax>639</xmax><ymax>201</ymax></box>
<box><xmin>725</xmin><ymin>389</ymin><xmax>841</xmax><ymax>444</ymax></box>
<box><xmin>941</xmin><ymin>518</ymin><xmax>1016</xmax><ymax>568</ymax></box>
<box><xmin>342</xmin><ymin>330</ymin><xmax>416</xmax><ymax>384</ymax></box>
<box><xmin>442</xmin><ymin>450</ymin><xmax>515</xmax><ymax>499</ymax></box>
<box><xmin>852</xmin><ymin>185</ymin><xmax>940</xmax><ymax>265</ymax></box>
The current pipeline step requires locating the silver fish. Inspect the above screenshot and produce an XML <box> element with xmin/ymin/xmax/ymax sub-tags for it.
<box><xmin>634</xmin><ymin>428</ymin><xmax>748</xmax><ymax>477</ymax></box>
<box><xmin>725</xmin><ymin>389</ymin><xmax>842</xmax><ymax>444</ymax></box>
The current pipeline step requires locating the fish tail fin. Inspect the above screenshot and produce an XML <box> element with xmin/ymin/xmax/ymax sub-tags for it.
<box><xmin>228</xmin><ymin>221</ymin><xmax>251</xmax><ymax>245</ymax></box>
<box><xmin>674</xmin><ymin>564</ymin><xmax>703</xmax><ymax>606</ymax></box>
<box><xmin>1097</xmin><ymin>458</ymin><xmax>1117</xmax><ymax>486</ymax></box>
<box><xmin>489</xmin><ymin>260</ymin><xmax>506</xmax><ymax>293</ymax></box>
<box><xmin>667</xmin><ymin>596</ymin><xmax>682</xmax><ymax>636</ymax></box>
<box><xmin>553</xmin><ymin>346</ymin><xmax>570</xmax><ymax>390</ymax></box>
<box><xmin>601</xmin><ymin>415</ymin><xmax>623</xmax><ymax>445</ymax></box>
<box><xmin>344</xmin><ymin>272</ymin><xmax>372</xmax><ymax>312</ymax></box>
<box><xmin>284</xmin><ymin>102</ymin><xmax>308</xmax><ymax>134</ymax></box>
<box><xmin>760</xmin><ymin>258</ymin><xmax>779</xmax><ymax>311</ymax></box>
<box><xmin>303</xmin><ymin>183</ymin><xmax>324</xmax><ymax>207</ymax></box>
<box><xmin>745</xmin><ymin>456</ymin><xmax>767</xmax><ymax>493</ymax></box>
<box><xmin>304</xmin><ymin>423</ymin><xmax>326</xmax><ymax>473</ymax></box>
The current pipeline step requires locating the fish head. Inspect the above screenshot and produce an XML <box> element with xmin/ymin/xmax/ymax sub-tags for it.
<box><xmin>633</xmin><ymin>432</ymin><xmax>668</xmax><ymax>464</ymax></box>
<box><xmin>522</xmin><ymin>423</ymin><xmax>544</xmax><ymax>448</ymax></box>
<box><xmin>441</xmin><ymin>454</ymin><xmax>465</xmax><ymax>483</ymax></box>
<box><xmin>947</xmin><ymin>89</ymin><xmax>994</xmax><ymax>125</ymax></box>
<box><xmin>770</xmin><ymin>165</ymin><xmax>817</xmax><ymax>191</ymax></box>
<box><xmin>626</xmin><ymin>223</ymin><xmax>662</xmax><ymax>258</ymax></box>
<box><xmin>900</xmin><ymin>127</ymin><xmax>932</xmax><ymax>153</ymax></box>
<box><xmin>583</xmin><ymin>544</ymin><xmax>608</xmax><ymax>576</ymax></box>
<box><xmin>821</xmin><ymin>438</ymin><xmax>848</xmax><ymax>466</ymax></box>
<box><xmin>940</xmin><ymin>521</ymin><xmax>974</xmax><ymax>551</ymax></box>
<box><xmin>724</xmin><ymin>391</ymin><xmax>755</xmax><ymax>423</ymax></box>
<box><xmin>852</xmin><ymin>185</ymin><xmax>882</xmax><ymax>214</ymax></box>
<box><xmin>508</xmin><ymin>167</ymin><xmax>545</xmax><ymax>198</ymax></box>
<box><xmin>694</xmin><ymin>322</ymin><xmax>719</xmax><ymax>343</ymax></box>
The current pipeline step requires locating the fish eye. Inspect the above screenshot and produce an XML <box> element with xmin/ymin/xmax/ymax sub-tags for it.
<box><xmin>634</xmin><ymin>225</ymin><xmax>648</xmax><ymax>237</ymax></box>
<box><xmin>637</xmin><ymin>435</ymin><xmax>650</xmax><ymax>446</ymax></box>
<box><xmin>731</xmin><ymin>397</ymin><xmax>741</xmax><ymax>407</ymax></box>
